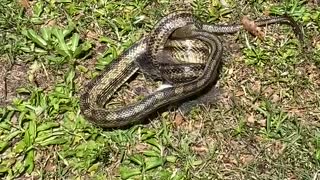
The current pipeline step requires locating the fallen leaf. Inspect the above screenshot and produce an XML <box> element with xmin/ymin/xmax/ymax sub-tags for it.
<box><xmin>227</xmin><ymin>68</ymin><xmax>234</xmax><ymax>75</ymax></box>
<box><xmin>86</xmin><ymin>30</ymin><xmax>100</xmax><ymax>40</ymax></box>
<box><xmin>251</xmin><ymin>80</ymin><xmax>261</xmax><ymax>92</ymax></box>
<box><xmin>46</xmin><ymin>19</ymin><xmax>57</xmax><ymax>26</ymax></box>
<box><xmin>193</xmin><ymin>120</ymin><xmax>204</xmax><ymax>129</ymax></box>
<box><xmin>19</xmin><ymin>0</ymin><xmax>29</xmax><ymax>9</ymax></box>
<box><xmin>241</xmin><ymin>16</ymin><xmax>264</xmax><ymax>39</ymax></box>
<box><xmin>191</xmin><ymin>145</ymin><xmax>208</xmax><ymax>153</ymax></box>
<box><xmin>263</xmin><ymin>10</ymin><xmax>271</xmax><ymax>16</ymax></box>
<box><xmin>19</xmin><ymin>0</ymin><xmax>33</xmax><ymax>16</ymax></box>
<box><xmin>247</xmin><ymin>113</ymin><xmax>256</xmax><ymax>124</ymax></box>
<box><xmin>135</xmin><ymin>143</ymin><xmax>149</xmax><ymax>152</ymax></box>
<box><xmin>235</xmin><ymin>91</ymin><xmax>244</xmax><ymax>97</ymax></box>
<box><xmin>239</xmin><ymin>154</ymin><xmax>254</xmax><ymax>165</ymax></box>
<box><xmin>271</xmin><ymin>93</ymin><xmax>280</xmax><ymax>102</ymax></box>
<box><xmin>44</xmin><ymin>160</ymin><xmax>57</xmax><ymax>172</ymax></box>
<box><xmin>174</xmin><ymin>112</ymin><xmax>185</xmax><ymax>127</ymax></box>
<box><xmin>258</xmin><ymin>119</ymin><xmax>266</xmax><ymax>127</ymax></box>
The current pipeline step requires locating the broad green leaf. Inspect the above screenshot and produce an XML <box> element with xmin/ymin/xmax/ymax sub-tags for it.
<box><xmin>65</xmin><ymin>69</ymin><xmax>75</xmax><ymax>86</ymax></box>
<box><xmin>106</xmin><ymin>20</ymin><xmax>120</xmax><ymax>40</ymax></box>
<box><xmin>119</xmin><ymin>166</ymin><xmax>141</xmax><ymax>180</ymax></box>
<box><xmin>81</xmin><ymin>41</ymin><xmax>92</xmax><ymax>52</ymax></box>
<box><xmin>99</xmin><ymin>36</ymin><xmax>117</xmax><ymax>45</ymax></box>
<box><xmin>145</xmin><ymin>157</ymin><xmax>164</xmax><ymax>171</ymax></box>
<box><xmin>141</xmin><ymin>130</ymin><xmax>156</xmax><ymax>140</ymax></box>
<box><xmin>0</xmin><ymin>141</ymin><xmax>9</xmax><ymax>152</ymax></box>
<box><xmin>88</xmin><ymin>163</ymin><xmax>100</xmax><ymax>173</ymax></box>
<box><xmin>40</xmin><ymin>27</ymin><xmax>52</xmax><ymax>41</ymax></box>
<box><xmin>20</xmin><ymin>47</ymin><xmax>32</xmax><ymax>53</ymax></box>
<box><xmin>166</xmin><ymin>156</ymin><xmax>177</xmax><ymax>163</ymax></box>
<box><xmin>56</xmin><ymin>0</ymin><xmax>72</xmax><ymax>3</ymax></box>
<box><xmin>69</xmin><ymin>33</ymin><xmax>79</xmax><ymax>52</ymax></box>
<box><xmin>37</xmin><ymin>122</ymin><xmax>60</xmax><ymax>132</ymax></box>
<box><xmin>3</xmin><ymin>110</ymin><xmax>14</xmax><ymax>122</ymax></box>
<box><xmin>62</xmin><ymin>24</ymin><xmax>75</xmax><ymax>37</ymax></box>
<box><xmin>0</xmin><ymin>166</ymin><xmax>10</xmax><ymax>173</ymax></box>
<box><xmin>27</xmin><ymin>29</ymin><xmax>47</xmax><ymax>49</ymax></box>
<box><xmin>54</xmin><ymin>45</ymin><xmax>71</xmax><ymax>57</ymax></box>
<box><xmin>33</xmin><ymin>1</ymin><xmax>44</xmax><ymax>17</ymax></box>
<box><xmin>24</xmin><ymin>130</ymin><xmax>31</xmax><ymax>147</ymax></box>
<box><xmin>157</xmin><ymin>169</ymin><xmax>172</xmax><ymax>179</ymax></box>
<box><xmin>18</xmin><ymin>111</ymin><xmax>26</xmax><ymax>127</ymax></box>
<box><xmin>30</xmin><ymin>17</ymin><xmax>43</xmax><ymax>25</ymax></box>
<box><xmin>191</xmin><ymin>160</ymin><xmax>203</xmax><ymax>166</ymax></box>
<box><xmin>25</xmin><ymin>150</ymin><xmax>35</xmax><ymax>173</ymax></box>
<box><xmin>34</xmin><ymin>47</ymin><xmax>48</xmax><ymax>53</ymax></box>
<box><xmin>16</xmin><ymin>87</ymin><xmax>31</xmax><ymax>94</ymax></box>
<box><xmin>171</xmin><ymin>173</ymin><xmax>185</xmax><ymax>180</ymax></box>
<box><xmin>316</xmin><ymin>149</ymin><xmax>320</xmax><ymax>160</ymax></box>
<box><xmin>77</xmin><ymin>65</ymin><xmax>88</xmax><ymax>73</ymax></box>
<box><xmin>97</xmin><ymin>53</ymin><xmax>114</xmax><ymax>67</ymax></box>
<box><xmin>145</xmin><ymin>138</ymin><xmax>161</xmax><ymax>150</ymax></box>
<box><xmin>143</xmin><ymin>150</ymin><xmax>160</xmax><ymax>157</ymax></box>
<box><xmin>128</xmin><ymin>154</ymin><xmax>144</xmax><ymax>166</ymax></box>
<box><xmin>35</xmin><ymin>131</ymin><xmax>64</xmax><ymax>143</ymax></box>
<box><xmin>13</xmin><ymin>161</ymin><xmax>25</xmax><ymax>175</ymax></box>
<box><xmin>73</xmin><ymin>41</ymin><xmax>92</xmax><ymax>58</ymax></box>
<box><xmin>38</xmin><ymin>137</ymin><xmax>67</xmax><ymax>146</ymax></box>
<box><xmin>21</xmin><ymin>29</ymin><xmax>29</xmax><ymax>38</ymax></box>
<box><xmin>52</xmin><ymin>28</ymin><xmax>71</xmax><ymax>57</ymax></box>
<box><xmin>28</xmin><ymin>120</ymin><xmax>37</xmax><ymax>144</ymax></box>
<box><xmin>5</xmin><ymin>130</ymin><xmax>21</xmax><ymax>141</ymax></box>
<box><xmin>0</xmin><ymin>122</ymin><xmax>11</xmax><ymax>131</ymax></box>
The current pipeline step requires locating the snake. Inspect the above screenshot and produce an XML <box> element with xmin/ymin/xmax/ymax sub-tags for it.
<box><xmin>80</xmin><ymin>11</ymin><xmax>303</xmax><ymax>128</ymax></box>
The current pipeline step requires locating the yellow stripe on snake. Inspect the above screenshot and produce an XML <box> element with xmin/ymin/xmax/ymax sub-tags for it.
<box><xmin>80</xmin><ymin>11</ymin><xmax>303</xmax><ymax>128</ymax></box>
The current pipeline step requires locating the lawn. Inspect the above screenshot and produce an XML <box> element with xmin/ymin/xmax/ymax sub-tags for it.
<box><xmin>0</xmin><ymin>0</ymin><xmax>319</xmax><ymax>179</ymax></box>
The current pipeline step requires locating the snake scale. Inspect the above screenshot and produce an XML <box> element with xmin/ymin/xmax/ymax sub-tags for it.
<box><xmin>80</xmin><ymin>11</ymin><xmax>303</xmax><ymax>128</ymax></box>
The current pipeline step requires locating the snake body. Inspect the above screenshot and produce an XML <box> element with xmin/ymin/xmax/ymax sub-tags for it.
<box><xmin>80</xmin><ymin>11</ymin><xmax>303</xmax><ymax>128</ymax></box>
<box><xmin>80</xmin><ymin>11</ymin><xmax>222</xmax><ymax>127</ymax></box>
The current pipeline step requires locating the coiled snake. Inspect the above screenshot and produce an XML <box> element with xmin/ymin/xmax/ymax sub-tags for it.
<box><xmin>80</xmin><ymin>11</ymin><xmax>303</xmax><ymax>128</ymax></box>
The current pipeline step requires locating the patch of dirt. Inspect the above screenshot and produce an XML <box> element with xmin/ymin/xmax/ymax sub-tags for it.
<box><xmin>28</xmin><ymin>61</ymin><xmax>59</xmax><ymax>91</ymax></box>
<box><xmin>0</xmin><ymin>60</ymin><xmax>28</xmax><ymax>106</ymax></box>
<box><xmin>0</xmin><ymin>60</ymin><xmax>8</xmax><ymax>105</ymax></box>
<box><xmin>0</xmin><ymin>58</ymin><xmax>63</xmax><ymax>106</ymax></box>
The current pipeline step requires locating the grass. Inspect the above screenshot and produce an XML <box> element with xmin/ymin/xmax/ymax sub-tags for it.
<box><xmin>0</xmin><ymin>0</ymin><xmax>319</xmax><ymax>179</ymax></box>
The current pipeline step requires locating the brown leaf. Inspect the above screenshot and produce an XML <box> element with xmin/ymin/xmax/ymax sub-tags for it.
<box><xmin>247</xmin><ymin>113</ymin><xmax>256</xmax><ymax>124</ymax></box>
<box><xmin>46</xmin><ymin>19</ymin><xmax>57</xmax><ymax>26</ymax></box>
<box><xmin>174</xmin><ymin>112</ymin><xmax>185</xmax><ymax>127</ymax></box>
<box><xmin>19</xmin><ymin>0</ymin><xmax>33</xmax><ymax>16</ymax></box>
<box><xmin>258</xmin><ymin>119</ymin><xmax>266</xmax><ymax>127</ymax></box>
<box><xmin>44</xmin><ymin>160</ymin><xmax>57</xmax><ymax>172</ymax></box>
<box><xmin>86</xmin><ymin>30</ymin><xmax>100</xmax><ymax>40</ymax></box>
<box><xmin>19</xmin><ymin>0</ymin><xmax>30</xmax><ymax>8</ymax></box>
<box><xmin>251</xmin><ymin>80</ymin><xmax>261</xmax><ymax>92</ymax></box>
<box><xmin>313</xmin><ymin>0</ymin><xmax>320</xmax><ymax>5</ymax></box>
<box><xmin>191</xmin><ymin>145</ymin><xmax>208</xmax><ymax>153</ymax></box>
<box><xmin>241</xmin><ymin>16</ymin><xmax>265</xmax><ymax>39</ymax></box>
<box><xmin>239</xmin><ymin>154</ymin><xmax>254</xmax><ymax>165</ymax></box>
<box><xmin>263</xmin><ymin>10</ymin><xmax>271</xmax><ymax>16</ymax></box>
<box><xmin>235</xmin><ymin>91</ymin><xmax>244</xmax><ymax>97</ymax></box>
<box><xmin>135</xmin><ymin>143</ymin><xmax>149</xmax><ymax>152</ymax></box>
